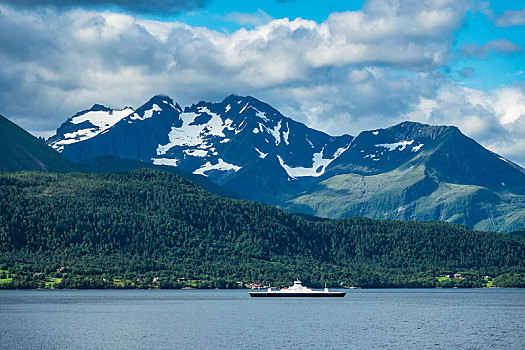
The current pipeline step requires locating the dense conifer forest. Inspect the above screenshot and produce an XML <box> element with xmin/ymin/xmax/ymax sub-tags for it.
<box><xmin>1</xmin><ymin>170</ymin><xmax>524</xmax><ymax>289</ymax></box>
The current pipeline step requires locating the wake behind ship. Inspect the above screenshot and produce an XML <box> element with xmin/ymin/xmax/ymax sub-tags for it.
<box><xmin>249</xmin><ymin>280</ymin><xmax>346</xmax><ymax>298</ymax></box>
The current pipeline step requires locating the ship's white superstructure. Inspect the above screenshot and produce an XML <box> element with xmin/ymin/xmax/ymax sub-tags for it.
<box><xmin>249</xmin><ymin>280</ymin><xmax>346</xmax><ymax>297</ymax></box>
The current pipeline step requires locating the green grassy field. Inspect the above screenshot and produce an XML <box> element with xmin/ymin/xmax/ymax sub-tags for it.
<box><xmin>435</xmin><ymin>275</ymin><xmax>495</xmax><ymax>288</ymax></box>
<box><xmin>43</xmin><ymin>278</ymin><xmax>62</xmax><ymax>288</ymax></box>
<box><xmin>0</xmin><ymin>270</ymin><xmax>12</xmax><ymax>284</ymax></box>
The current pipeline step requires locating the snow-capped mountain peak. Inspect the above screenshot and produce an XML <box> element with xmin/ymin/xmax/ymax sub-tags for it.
<box><xmin>46</xmin><ymin>99</ymin><xmax>525</xmax><ymax>232</ymax></box>
<box><xmin>47</xmin><ymin>104</ymin><xmax>134</xmax><ymax>152</ymax></box>
<box><xmin>49</xmin><ymin>94</ymin><xmax>353</xmax><ymax>189</ymax></box>
<box><xmin>126</xmin><ymin>95</ymin><xmax>181</xmax><ymax>123</ymax></box>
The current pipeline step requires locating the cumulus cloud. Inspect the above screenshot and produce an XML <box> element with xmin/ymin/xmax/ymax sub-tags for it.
<box><xmin>406</xmin><ymin>84</ymin><xmax>525</xmax><ymax>166</ymax></box>
<box><xmin>493</xmin><ymin>7</ymin><xmax>525</xmax><ymax>27</ymax></box>
<box><xmin>1</xmin><ymin>0</ymin><xmax>524</xmax><ymax>166</ymax></box>
<box><xmin>460</xmin><ymin>39</ymin><xmax>523</xmax><ymax>58</ymax></box>
<box><xmin>0</xmin><ymin>0</ymin><xmax>209</xmax><ymax>14</ymax></box>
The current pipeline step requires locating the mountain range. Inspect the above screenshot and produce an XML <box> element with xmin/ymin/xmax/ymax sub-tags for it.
<box><xmin>38</xmin><ymin>94</ymin><xmax>525</xmax><ymax>232</ymax></box>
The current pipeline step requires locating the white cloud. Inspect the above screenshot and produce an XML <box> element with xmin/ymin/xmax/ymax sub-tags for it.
<box><xmin>1</xmin><ymin>0</ymin><xmax>524</xmax><ymax>167</ymax></box>
<box><xmin>493</xmin><ymin>7</ymin><xmax>525</xmax><ymax>27</ymax></box>
<box><xmin>460</xmin><ymin>39</ymin><xmax>523</xmax><ymax>58</ymax></box>
<box><xmin>405</xmin><ymin>84</ymin><xmax>525</xmax><ymax>165</ymax></box>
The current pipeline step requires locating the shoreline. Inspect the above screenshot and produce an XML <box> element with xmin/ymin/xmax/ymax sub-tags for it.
<box><xmin>0</xmin><ymin>286</ymin><xmax>518</xmax><ymax>291</ymax></box>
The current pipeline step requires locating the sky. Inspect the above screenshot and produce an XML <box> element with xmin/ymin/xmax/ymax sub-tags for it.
<box><xmin>0</xmin><ymin>0</ymin><xmax>524</xmax><ymax>166</ymax></box>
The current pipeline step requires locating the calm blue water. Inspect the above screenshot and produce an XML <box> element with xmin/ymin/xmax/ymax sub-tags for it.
<box><xmin>0</xmin><ymin>289</ymin><xmax>524</xmax><ymax>349</ymax></box>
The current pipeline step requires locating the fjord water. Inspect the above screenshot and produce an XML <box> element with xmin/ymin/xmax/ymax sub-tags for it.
<box><xmin>1</xmin><ymin>289</ymin><xmax>523</xmax><ymax>349</ymax></box>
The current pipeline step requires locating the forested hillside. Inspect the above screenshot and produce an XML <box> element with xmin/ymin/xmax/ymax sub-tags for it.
<box><xmin>0</xmin><ymin>170</ymin><xmax>524</xmax><ymax>289</ymax></box>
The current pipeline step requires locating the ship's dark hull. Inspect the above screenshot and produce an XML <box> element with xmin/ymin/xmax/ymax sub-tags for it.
<box><xmin>249</xmin><ymin>292</ymin><xmax>346</xmax><ymax>298</ymax></box>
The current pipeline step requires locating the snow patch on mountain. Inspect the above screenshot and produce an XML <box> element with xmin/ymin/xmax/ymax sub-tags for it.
<box><xmin>269</xmin><ymin>120</ymin><xmax>282</xmax><ymax>146</ymax></box>
<box><xmin>256</xmin><ymin>120</ymin><xmax>283</xmax><ymax>146</ymax></box>
<box><xmin>130</xmin><ymin>104</ymin><xmax>162</xmax><ymax>121</ymax></box>
<box><xmin>152</xmin><ymin>158</ymin><xmax>179</xmax><ymax>166</ymax></box>
<box><xmin>184</xmin><ymin>149</ymin><xmax>208</xmax><ymax>157</ymax></box>
<box><xmin>156</xmin><ymin>112</ymin><xmax>200</xmax><ymax>154</ymax></box>
<box><xmin>376</xmin><ymin>140</ymin><xmax>414</xmax><ymax>151</ymax></box>
<box><xmin>412</xmin><ymin>143</ymin><xmax>424</xmax><ymax>152</ymax></box>
<box><xmin>70</xmin><ymin>108</ymin><xmax>133</xmax><ymax>127</ymax></box>
<box><xmin>223</xmin><ymin>118</ymin><xmax>235</xmax><ymax>132</ymax></box>
<box><xmin>282</xmin><ymin>122</ymin><xmax>290</xmax><ymax>145</ymax></box>
<box><xmin>161</xmin><ymin>99</ymin><xmax>180</xmax><ymax>111</ymax></box>
<box><xmin>50</xmin><ymin>107</ymin><xmax>134</xmax><ymax>151</ymax></box>
<box><xmin>255</xmin><ymin>147</ymin><xmax>267</xmax><ymax>159</ymax></box>
<box><xmin>235</xmin><ymin>117</ymin><xmax>247</xmax><ymax>134</ymax></box>
<box><xmin>156</xmin><ymin>107</ymin><xmax>231</xmax><ymax>156</ymax></box>
<box><xmin>63</xmin><ymin>130</ymin><xmax>91</xmax><ymax>141</ymax></box>
<box><xmin>200</xmin><ymin>107</ymin><xmax>226</xmax><ymax>136</ymax></box>
<box><xmin>240</xmin><ymin>103</ymin><xmax>249</xmax><ymax>114</ymax></box>
<box><xmin>52</xmin><ymin>137</ymin><xmax>83</xmax><ymax>150</ymax></box>
<box><xmin>306</xmin><ymin>134</ymin><xmax>314</xmax><ymax>148</ymax></box>
<box><xmin>193</xmin><ymin>158</ymin><xmax>241</xmax><ymax>176</ymax></box>
<box><xmin>253</xmin><ymin>107</ymin><xmax>270</xmax><ymax>122</ymax></box>
<box><xmin>277</xmin><ymin>145</ymin><xmax>349</xmax><ymax>178</ymax></box>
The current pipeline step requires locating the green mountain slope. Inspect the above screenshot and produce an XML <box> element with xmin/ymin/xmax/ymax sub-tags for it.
<box><xmin>284</xmin><ymin>124</ymin><xmax>525</xmax><ymax>232</ymax></box>
<box><xmin>1</xmin><ymin>170</ymin><xmax>523</xmax><ymax>288</ymax></box>
<box><xmin>0</xmin><ymin>115</ymin><xmax>79</xmax><ymax>172</ymax></box>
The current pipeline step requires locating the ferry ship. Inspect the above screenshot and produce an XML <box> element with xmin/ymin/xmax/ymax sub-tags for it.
<box><xmin>249</xmin><ymin>280</ymin><xmax>346</xmax><ymax>298</ymax></box>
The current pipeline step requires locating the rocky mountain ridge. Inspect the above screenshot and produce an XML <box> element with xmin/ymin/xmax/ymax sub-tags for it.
<box><xmin>47</xmin><ymin>94</ymin><xmax>525</xmax><ymax>232</ymax></box>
